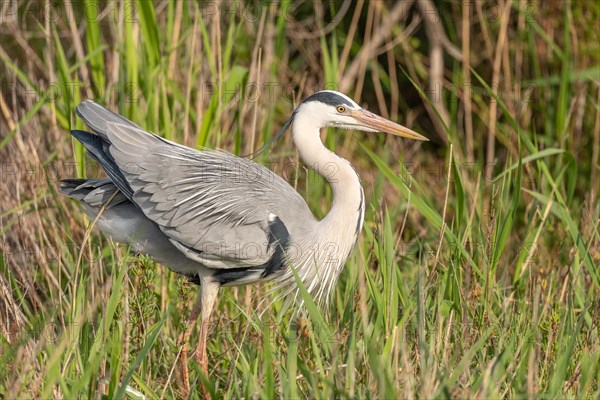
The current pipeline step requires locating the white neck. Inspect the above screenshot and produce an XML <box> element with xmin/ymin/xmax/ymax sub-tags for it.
<box><xmin>291</xmin><ymin>109</ymin><xmax>365</xmax><ymax>250</ymax></box>
<box><xmin>269</xmin><ymin>104</ymin><xmax>366</xmax><ymax>308</ymax></box>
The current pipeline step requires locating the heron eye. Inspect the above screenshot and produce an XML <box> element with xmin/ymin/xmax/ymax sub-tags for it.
<box><xmin>336</xmin><ymin>105</ymin><xmax>346</xmax><ymax>113</ymax></box>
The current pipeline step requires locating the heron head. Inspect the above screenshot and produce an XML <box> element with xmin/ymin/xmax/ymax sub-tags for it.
<box><xmin>297</xmin><ymin>90</ymin><xmax>428</xmax><ymax>141</ymax></box>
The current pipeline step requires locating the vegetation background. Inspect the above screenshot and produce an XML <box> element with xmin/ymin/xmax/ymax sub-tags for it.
<box><xmin>1</xmin><ymin>0</ymin><xmax>599</xmax><ymax>398</ymax></box>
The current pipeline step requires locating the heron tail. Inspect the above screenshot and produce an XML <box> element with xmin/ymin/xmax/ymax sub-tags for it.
<box><xmin>59</xmin><ymin>178</ymin><xmax>129</xmax><ymax>209</ymax></box>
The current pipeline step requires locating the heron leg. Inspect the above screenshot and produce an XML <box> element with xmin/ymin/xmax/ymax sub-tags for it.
<box><xmin>178</xmin><ymin>289</ymin><xmax>204</xmax><ymax>397</ymax></box>
<box><xmin>193</xmin><ymin>281</ymin><xmax>220</xmax><ymax>373</ymax></box>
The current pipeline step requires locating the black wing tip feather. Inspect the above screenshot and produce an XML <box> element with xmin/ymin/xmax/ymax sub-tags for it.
<box><xmin>71</xmin><ymin>129</ymin><xmax>99</xmax><ymax>144</ymax></box>
<box><xmin>70</xmin><ymin>130</ymin><xmax>103</xmax><ymax>165</ymax></box>
<box><xmin>69</xmin><ymin>129</ymin><xmax>135</xmax><ymax>199</ymax></box>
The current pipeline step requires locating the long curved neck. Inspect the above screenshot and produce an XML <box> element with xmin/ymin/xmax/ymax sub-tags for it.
<box><xmin>291</xmin><ymin>114</ymin><xmax>365</xmax><ymax>238</ymax></box>
<box><xmin>277</xmin><ymin>108</ymin><xmax>365</xmax><ymax>306</ymax></box>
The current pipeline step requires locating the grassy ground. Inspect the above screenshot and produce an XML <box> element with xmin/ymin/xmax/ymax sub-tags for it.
<box><xmin>1</xmin><ymin>0</ymin><xmax>599</xmax><ymax>398</ymax></box>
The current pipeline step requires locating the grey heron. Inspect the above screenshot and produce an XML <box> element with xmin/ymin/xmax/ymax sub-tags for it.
<box><xmin>59</xmin><ymin>90</ymin><xmax>427</xmax><ymax>381</ymax></box>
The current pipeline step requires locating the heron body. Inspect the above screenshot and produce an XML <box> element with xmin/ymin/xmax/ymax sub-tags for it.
<box><xmin>60</xmin><ymin>90</ymin><xmax>427</xmax><ymax>385</ymax></box>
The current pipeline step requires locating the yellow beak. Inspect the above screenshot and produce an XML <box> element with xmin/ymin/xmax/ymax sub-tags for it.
<box><xmin>351</xmin><ymin>110</ymin><xmax>429</xmax><ymax>141</ymax></box>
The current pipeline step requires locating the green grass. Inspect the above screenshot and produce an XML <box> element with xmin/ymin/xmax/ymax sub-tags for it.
<box><xmin>1</xmin><ymin>1</ymin><xmax>599</xmax><ymax>398</ymax></box>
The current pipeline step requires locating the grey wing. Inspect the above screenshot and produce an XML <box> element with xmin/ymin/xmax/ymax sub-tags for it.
<box><xmin>75</xmin><ymin>101</ymin><xmax>311</xmax><ymax>270</ymax></box>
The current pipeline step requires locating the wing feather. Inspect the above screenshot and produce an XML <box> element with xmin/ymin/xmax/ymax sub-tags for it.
<box><xmin>75</xmin><ymin>101</ymin><xmax>315</xmax><ymax>269</ymax></box>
